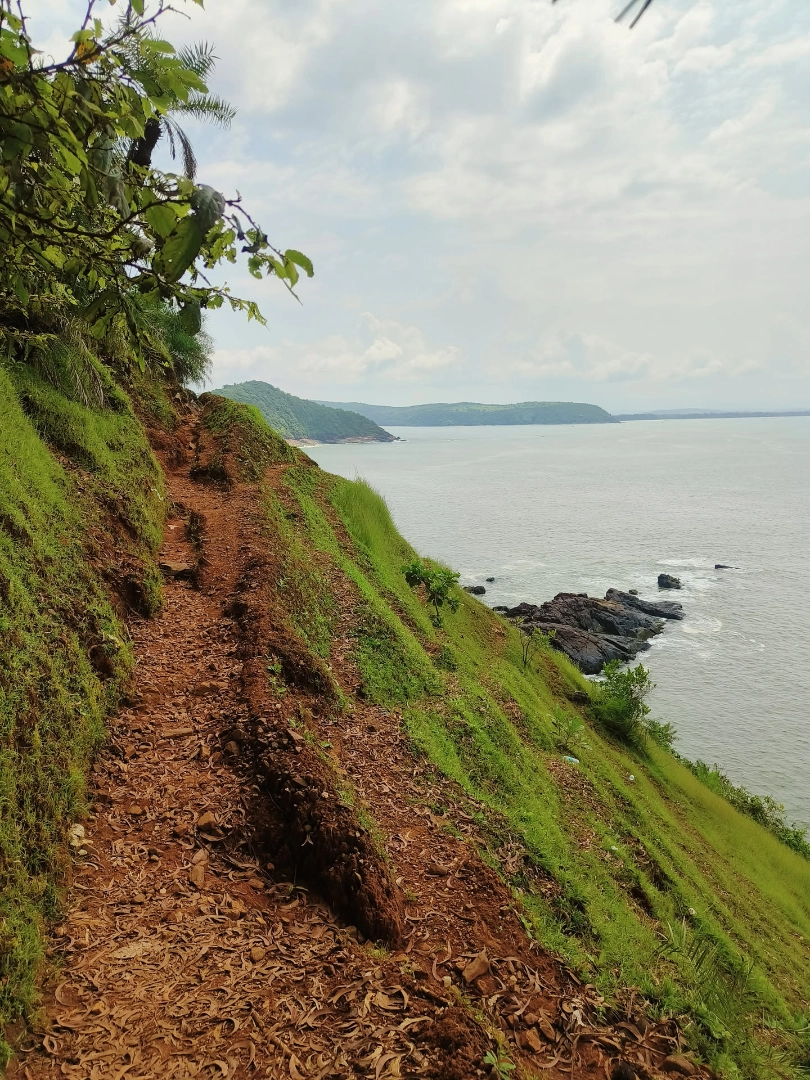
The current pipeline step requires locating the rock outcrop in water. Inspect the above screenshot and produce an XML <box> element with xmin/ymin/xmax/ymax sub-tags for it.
<box><xmin>493</xmin><ymin>588</ymin><xmax>684</xmax><ymax>674</ymax></box>
<box><xmin>658</xmin><ymin>573</ymin><xmax>681</xmax><ymax>589</ymax></box>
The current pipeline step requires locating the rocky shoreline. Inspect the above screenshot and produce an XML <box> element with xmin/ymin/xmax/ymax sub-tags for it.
<box><xmin>493</xmin><ymin>589</ymin><xmax>684</xmax><ymax>674</ymax></box>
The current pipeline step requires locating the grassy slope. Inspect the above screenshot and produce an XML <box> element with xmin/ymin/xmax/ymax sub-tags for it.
<box><xmin>315</xmin><ymin>399</ymin><xmax>617</xmax><ymax>426</ymax></box>
<box><xmin>271</xmin><ymin>466</ymin><xmax>810</xmax><ymax>1080</ymax></box>
<box><xmin>0</xmin><ymin>358</ymin><xmax>165</xmax><ymax>1057</ymax></box>
<box><xmin>3</xmin><ymin>382</ymin><xmax>808</xmax><ymax>1078</ymax></box>
<box><xmin>214</xmin><ymin>380</ymin><xmax>394</xmax><ymax>442</ymax></box>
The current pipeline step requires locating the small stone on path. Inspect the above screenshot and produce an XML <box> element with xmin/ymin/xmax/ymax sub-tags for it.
<box><xmin>188</xmin><ymin>863</ymin><xmax>206</xmax><ymax>889</ymax></box>
<box><xmin>462</xmin><ymin>949</ymin><xmax>490</xmax><ymax>984</ymax></box>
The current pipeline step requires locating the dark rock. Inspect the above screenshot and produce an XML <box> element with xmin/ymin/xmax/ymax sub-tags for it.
<box><xmin>715</xmin><ymin>563</ymin><xmax>737</xmax><ymax>569</ymax></box>
<box><xmin>491</xmin><ymin>605</ymin><xmax>509</xmax><ymax>613</ymax></box>
<box><xmin>159</xmin><ymin>559</ymin><xmax>196</xmax><ymax>581</ymax></box>
<box><xmin>485</xmin><ymin>577</ymin><xmax>495</xmax><ymax>583</ymax></box>
<box><xmin>605</xmin><ymin>588</ymin><xmax>684</xmax><ymax>620</ymax></box>
<box><xmin>500</xmin><ymin>589</ymin><xmax>684</xmax><ymax>674</ymax></box>
<box><xmin>629</xmin><ymin>588</ymin><xmax>639</xmax><ymax>595</ymax></box>
<box><xmin>463</xmin><ymin>585</ymin><xmax>486</xmax><ymax>595</ymax></box>
<box><xmin>611</xmin><ymin>1062</ymin><xmax>639</xmax><ymax>1080</ymax></box>
<box><xmin>658</xmin><ymin>573</ymin><xmax>681</xmax><ymax>589</ymax></box>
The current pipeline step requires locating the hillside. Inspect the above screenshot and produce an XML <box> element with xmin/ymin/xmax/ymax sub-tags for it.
<box><xmin>615</xmin><ymin>409</ymin><xmax>810</xmax><ymax>421</ymax></box>
<box><xmin>215</xmin><ymin>380</ymin><xmax>396</xmax><ymax>443</ymax></box>
<box><xmin>3</xmin><ymin>363</ymin><xmax>810</xmax><ymax>1079</ymax></box>
<box><xmin>316</xmin><ymin>399</ymin><xmax>617</xmax><ymax>426</ymax></box>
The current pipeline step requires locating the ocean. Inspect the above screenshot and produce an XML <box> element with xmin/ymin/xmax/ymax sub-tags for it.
<box><xmin>308</xmin><ymin>418</ymin><xmax>810</xmax><ymax>828</ymax></box>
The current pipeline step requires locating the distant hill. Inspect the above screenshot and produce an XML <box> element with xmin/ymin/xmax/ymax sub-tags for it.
<box><xmin>614</xmin><ymin>409</ymin><xmax>810</xmax><ymax>421</ymax></box>
<box><xmin>315</xmin><ymin>399</ymin><xmax>617</xmax><ymax>426</ymax></box>
<box><xmin>213</xmin><ymin>381</ymin><xmax>395</xmax><ymax>443</ymax></box>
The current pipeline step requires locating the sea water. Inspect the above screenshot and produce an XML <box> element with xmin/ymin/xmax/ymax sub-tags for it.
<box><xmin>308</xmin><ymin>418</ymin><xmax>810</xmax><ymax>828</ymax></box>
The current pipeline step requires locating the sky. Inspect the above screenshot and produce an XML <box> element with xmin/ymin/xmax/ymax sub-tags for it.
<box><xmin>34</xmin><ymin>0</ymin><xmax>810</xmax><ymax>411</ymax></box>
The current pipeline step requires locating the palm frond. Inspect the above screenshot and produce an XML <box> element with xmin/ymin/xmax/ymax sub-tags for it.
<box><xmin>551</xmin><ymin>0</ymin><xmax>656</xmax><ymax>24</ymax></box>
<box><xmin>163</xmin><ymin>117</ymin><xmax>198</xmax><ymax>180</ymax></box>
<box><xmin>615</xmin><ymin>0</ymin><xmax>655</xmax><ymax>27</ymax></box>
<box><xmin>173</xmin><ymin>93</ymin><xmax>236</xmax><ymax>128</ymax></box>
<box><xmin>177</xmin><ymin>41</ymin><xmax>217</xmax><ymax>80</ymax></box>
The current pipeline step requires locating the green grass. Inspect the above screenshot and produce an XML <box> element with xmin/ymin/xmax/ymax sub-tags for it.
<box><xmin>265</xmin><ymin>469</ymin><xmax>810</xmax><ymax>1079</ymax></box>
<box><xmin>280</xmin><ymin>470</ymin><xmax>439</xmax><ymax>704</ymax></box>
<box><xmin>260</xmin><ymin>487</ymin><xmax>336</xmax><ymax>659</ymax></box>
<box><xmin>4</xmin><ymin>357</ymin><xmax>808</xmax><ymax>1079</ymax></box>
<box><xmin>197</xmin><ymin>394</ymin><xmax>297</xmax><ymax>483</ymax></box>
<box><xmin>0</xmin><ymin>357</ymin><xmax>164</xmax><ymax>1062</ymax></box>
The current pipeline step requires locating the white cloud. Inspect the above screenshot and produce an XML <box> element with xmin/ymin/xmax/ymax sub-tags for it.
<box><xmin>35</xmin><ymin>0</ymin><xmax>810</xmax><ymax>409</ymax></box>
<box><xmin>212</xmin><ymin>314</ymin><xmax>462</xmax><ymax>392</ymax></box>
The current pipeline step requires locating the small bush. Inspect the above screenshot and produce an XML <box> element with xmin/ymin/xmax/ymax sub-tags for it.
<box><xmin>519</xmin><ymin>624</ymin><xmax>555</xmax><ymax>670</ymax></box>
<box><xmin>402</xmin><ymin>558</ymin><xmax>460</xmax><ymax>627</ymax></box>
<box><xmin>551</xmin><ymin>708</ymin><xmax>585</xmax><ymax>754</ymax></box>
<box><xmin>593</xmin><ymin>661</ymin><xmax>654</xmax><ymax>746</ymax></box>
<box><xmin>646</xmin><ymin>718</ymin><xmax>677</xmax><ymax>751</ymax></box>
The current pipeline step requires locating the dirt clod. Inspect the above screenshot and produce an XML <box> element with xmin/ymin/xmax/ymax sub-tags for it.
<box><xmin>662</xmin><ymin>1055</ymin><xmax>698</xmax><ymax>1075</ymax></box>
<box><xmin>463</xmin><ymin>949</ymin><xmax>490</xmax><ymax>983</ymax></box>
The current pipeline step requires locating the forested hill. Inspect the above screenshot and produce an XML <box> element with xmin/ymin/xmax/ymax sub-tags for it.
<box><xmin>315</xmin><ymin>399</ymin><xmax>617</xmax><ymax>426</ymax></box>
<box><xmin>214</xmin><ymin>381</ymin><xmax>395</xmax><ymax>443</ymax></box>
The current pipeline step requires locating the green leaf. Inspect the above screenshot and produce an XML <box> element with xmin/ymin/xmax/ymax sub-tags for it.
<box><xmin>178</xmin><ymin>299</ymin><xmax>202</xmax><ymax>335</ymax></box>
<box><xmin>130</xmin><ymin>0</ymin><xmax>144</xmax><ymax>15</ymax></box>
<box><xmin>55</xmin><ymin>143</ymin><xmax>84</xmax><ymax>176</ymax></box>
<box><xmin>142</xmin><ymin>39</ymin><xmax>176</xmax><ymax>53</ymax></box>
<box><xmin>283</xmin><ymin>259</ymin><xmax>299</xmax><ymax>288</ymax></box>
<box><xmin>145</xmin><ymin>202</ymin><xmax>179</xmax><ymax>239</ymax></box>
<box><xmin>159</xmin><ymin>216</ymin><xmax>204</xmax><ymax>282</ymax></box>
<box><xmin>268</xmin><ymin>257</ymin><xmax>287</xmax><ymax>279</ymax></box>
<box><xmin>190</xmin><ymin>184</ymin><xmax>225</xmax><ymax>232</ymax></box>
<box><xmin>284</xmin><ymin>249</ymin><xmax>314</xmax><ymax>277</ymax></box>
<box><xmin>13</xmin><ymin>276</ymin><xmax>28</xmax><ymax>306</ymax></box>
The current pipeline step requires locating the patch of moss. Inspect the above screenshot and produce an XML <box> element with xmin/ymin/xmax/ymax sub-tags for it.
<box><xmin>0</xmin><ymin>359</ymin><xmax>164</xmax><ymax>1062</ymax></box>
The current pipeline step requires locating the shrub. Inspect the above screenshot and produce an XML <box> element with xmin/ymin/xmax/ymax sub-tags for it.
<box><xmin>519</xmin><ymin>624</ymin><xmax>555</xmax><ymax>670</ymax></box>
<box><xmin>402</xmin><ymin>559</ymin><xmax>460</xmax><ymax>627</ymax></box>
<box><xmin>646</xmin><ymin>718</ymin><xmax>677</xmax><ymax>751</ymax></box>
<box><xmin>551</xmin><ymin>708</ymin><xmax>585</xmax><ymax>754</ymax></box>
<box><xmin>593</xmin><ymin>661</ymin><xmax>654</xmax><ymax>746</ymax></box>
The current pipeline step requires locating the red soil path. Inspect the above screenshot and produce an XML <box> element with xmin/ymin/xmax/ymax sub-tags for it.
<box><xmin>11</xmin><ymin>403</ymin><xmax>700</xmax><ymax>1080</ymax></box>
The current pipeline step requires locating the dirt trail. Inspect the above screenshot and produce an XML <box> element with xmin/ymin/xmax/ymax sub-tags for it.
<box><xmin>13</xmin><ymin>408</ymin><xmax>696</xmax><ymax>1080</ymax></box>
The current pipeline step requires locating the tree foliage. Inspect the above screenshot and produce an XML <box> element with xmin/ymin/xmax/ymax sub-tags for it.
<box><xmin>402</xmin><ymin>559</ymin><xmax>460</xmax><ymax>626</ymax></box>
<box><xmin>518</xmin><ymin>624</ymin><xmax>554</xmax><ymax>670</ymax></box>
<box><xmin>0</xmin><ymin>0</ymin><xmax>312</xmax><ymax>369</ymax></box>
<box><xmin>594</xmin><ymin>660</ymin><xmax>655</xmax><ymax>745</ymax></box>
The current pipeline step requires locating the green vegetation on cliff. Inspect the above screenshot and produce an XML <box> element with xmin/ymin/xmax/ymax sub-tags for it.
<box><xmin>266</xmin><ymin>461</ymin><xmax>810</xmax><ymax>1080</ymax></box>
<box><xmin>316</xmin><ymin>398</ymin><xmax>617</xmax><ymax>426</ymax></box>
<box><xmin>215</xmin><ymin>380</ymin><xmax>395</xmax><ymax>442</ymax></box>
<box><xmin>2</xmin><ymin>365</ymin><xmax>809</xmax><ymax>1076</ymax></box>
<box><xmin>0</xmin><ymin>348</ymin><xmax>167</xmax><ymax>1051</ymax></box>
